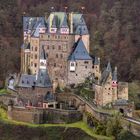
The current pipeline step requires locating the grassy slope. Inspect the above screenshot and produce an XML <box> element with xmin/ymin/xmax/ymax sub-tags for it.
<box><xmin>0</xmin><ymin>108</ymin><xmax>112</xmax><ymax>140</ymax></box>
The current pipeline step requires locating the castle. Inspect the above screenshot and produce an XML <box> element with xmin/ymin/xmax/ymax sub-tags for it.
<box><xmin>9</xmin><ymin>12</ymin><xmax>129</xmax><ymax>108</ymax></box>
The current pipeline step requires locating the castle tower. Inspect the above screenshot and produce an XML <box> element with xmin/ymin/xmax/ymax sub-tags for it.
<box><xmin>60</xmin><ymin>14</ymin><xmax>69</xmax><ymax>34</ymax></box>
<box><xmin>39</xmin><ymin>45</ymin><xmax>47</xmax><ymax>70</ymax></box>
<box><xmin>112</xmin><ymin>66</ymin><xmax>118</xmax><ymax>101</ymax></box>
<box><xmin>49</xmin><ymin>14</ymin><xmax>57</xmax><ymax>33</ymax></box>
<box><xmin>100</xmin><ymin>61</ymin><xmax>113</xmax><ymax>106</ymax></box>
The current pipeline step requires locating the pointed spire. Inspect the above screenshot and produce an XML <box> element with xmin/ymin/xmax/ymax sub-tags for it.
<box><xmin>40</xmin><ymin>46</ymin><xmax>46</xmax><ymax>60</ymax></box>
<box><xmin>94</xmin><ymin>57</ymin><xmax>100</xmax><ymax>65</ymax></box>
<box><xmin>113</xmin><ymin>66</ymin><xmax>117</xmax><ymax>81</ymax></box>
<box><xmin>106</xmin><ymin>61</ymin><xmax>112</xmax><ymax>73</ymax></box>
<box><xmin>61</xmin><ymin>14</ymin><xmax>68</xmax><ymax>28</ymax></box>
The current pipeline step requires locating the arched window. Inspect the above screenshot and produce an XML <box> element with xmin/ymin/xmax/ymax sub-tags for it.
<box><xmin>35</xmin><ymin>47</ymin><xmax>37</xmax><ymax>51</ymax></box>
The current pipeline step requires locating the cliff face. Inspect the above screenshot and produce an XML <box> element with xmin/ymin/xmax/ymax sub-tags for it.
<box><xmin>0</xmin><ymin>0</ymin><xmax>140</xmax><ymax>83</ymax></box>
<box><xmin>0</xmin><ymin>122</ymin><xmax>95</xmax><ymax>140</ymax></box>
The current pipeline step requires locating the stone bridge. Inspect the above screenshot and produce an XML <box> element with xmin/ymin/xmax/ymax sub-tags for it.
<box><xmin>56</xmin><ymin>92</ymin><xmax>140</xmax><ymax>137</ymax></box>
<box><xmin>56</xmin><ymin>92</ymin><xmax>111</xmax><ymax>121</ymax></box>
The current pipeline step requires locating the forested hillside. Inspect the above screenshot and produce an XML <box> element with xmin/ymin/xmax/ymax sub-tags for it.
<box><xmin>0</xmin><ymin>0</ymin><xmax>140</xmax><ymax>84</ymax></box>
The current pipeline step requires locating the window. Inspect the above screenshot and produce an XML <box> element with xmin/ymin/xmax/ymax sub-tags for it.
<box><xmin>85</xmin><ymin>66</ymin><xmax>87</xmax><ymax>69</ymax></box>
<box><xmin>60</xmin><ymin>54</ymin><xmax>63</xmax><ymax>58</ymax></box>
<box><xmin>63</xmin><ymin>45</ymin><xmax>67</xmax><ymax>51</ymax></box>
<box><xmin>84</xmin><ymin>61</ymin><xmax>89</xmax><ymax>64</ymax></box>
<box><xmin>35</xmin><ymin>47</ymin><xmax>37</xmax><ymax>51</ymax></box>
<box><xmin>35</xmin><ymin>54</ymin><xmax>37</xmax><ymax>59</ymax></box>
<box><xmin>76</xmin><ymin>74</ymin><xmax>78</xmax><ymax>76</ymax></box>
<box><xmin>31</xmin><ymin>54</ymin><xmax>33</xmax><ymax>59</ymax></box>
<box><xmin>47</xmin><ymin>45</ymin><xmax>49</xmax><ymax>49</ymax></box>
<box><xmin>52</xmin><ymin>45</ymin><xmax>55</xmax><ymax>49</ymax></box>
<box><xmin>34</xmin><ymin>63</ymin><xmax>37</xmax><ymax>67</ymax></box>
<box><xmin>46</xmin><ymin>53</ymin><xmax>48</xmax><ymax>57</ymax></box>
<box><xmin>71</xmin><ymin>62</ymin><xmax>74</xmax><ymax>66</ymax></box>
<box><xmin>56</xmin><ymin>54</ymin><xmax>58</xmax><ymax>58</ymax></box>
<box><xmin>54</xmin><ymin>63</ymin><xmax>56</xmax><ymax>67</ymax></box>
<box><xmin>58</xmin><ymin>45</ymin><xmax>61</xmax><ymax>50</ymax></box>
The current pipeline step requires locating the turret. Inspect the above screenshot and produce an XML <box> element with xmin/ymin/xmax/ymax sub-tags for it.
<box><xmin>49</xmin><ymin>14</ymin><xmax>57</xmax><ymax>33</ymax></box>
<box><xmin>112</xmin><ymin>66</ymin><xmax>118</xmax><ymax>101</ymax></box>
<box><xmin>60</xmin><ymin>14</ymin><xmax>69</xmax><ymax>34</ymax></box>
<box><xmin>112</xmin><ymin>66</ymin><xmax>118</xmax><ymax>87</ymax></box>
<box><xmin>39</xmin><ymin>46</ymin><xmax>47</xmax><ymax>70</ymax></box>
<box><xmin>106</xmin><ymin>61</ymin><xmax>112</xmax><ymax>73</ymax></box>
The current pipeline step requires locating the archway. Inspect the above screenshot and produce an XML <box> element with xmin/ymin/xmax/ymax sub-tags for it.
<box><xmin>119</xmin><ymin>108</ymin><xmax>124</xmax><ymax>114</ymax></box>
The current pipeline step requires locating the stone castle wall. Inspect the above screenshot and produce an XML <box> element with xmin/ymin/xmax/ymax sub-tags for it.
<box><xmin>8</xmin><ymin>106</ymin><xmax>82</xmax><ymax>124</ymax></box>
<box><xmin>16</xmin><ymin>86</ymin><xmax>52</xmax><ymax>101</ymax></box>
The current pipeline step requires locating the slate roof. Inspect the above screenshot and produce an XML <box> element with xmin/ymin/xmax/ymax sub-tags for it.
<box><xmin>112</xmin><ymin>67</ymin><xmax>117</xmax><ymax>81</ymax></box>
<box><xmin>23</xmin><ymin>17</ymin><xmax>46</xmax><ymax>35</ymax></box>
<box><xmin>100</xmin><ymin>62</ymin><xmax>112</xmax><ymax>85</ymax></box>
<box><xmin>32</xmin><ymin>23</ymin><xmax>40</xmax><ymax>37</ymax></box>
<box><xmin>23</xmin><ymin>12</ymin><xmax>89</xmax><ymax>35</ymax></box>
<box><xmin>21</xmin><ymin>43</ymin><xmax>30</xmax><ymax>49</ymax></box>
<box><xmin>106</xmin><ymin>62</ymin><xmax>112</xmax><ymax>73</ymax></box>
<box><xmin>68</xmin><ymin>39</ymin><xmax>92</xmax><ymax>60</ymax></box>
<box><xmin>40</xmin><ymin>45</ymin><xmax>46</xmax><ymax>60</ymax></box>
<box><xmin>36</xmin><ymin>69</ymin><xmax>52</xmax><ymax>88</ymax></box>
<box><xmin>94</xmin><ymin>57</ymin><xmax>100</xmax><ymax>65</ymax></box>
<box><xmin>72</xmin><ymin>13</ymin><xmax>88</xmax><ymax>35</ymax></box>
<box><xmin>100</xmin><ymin>70</ymin><xmax>110</xmax><ymax>85</ymax></box>
<box><xmin>18</xmin><ymin>70</ymin><xmax>52</xmax><ymax>88</ymax></box>
<box><xmin>18</xmin><ymin>74</ymin><xmax>36</xmax><ymax>88</ymax></box>
<box><xmin>114</xmin><ymin>99</ymin><xmax>128</xmax><ymax>105</ymax></box>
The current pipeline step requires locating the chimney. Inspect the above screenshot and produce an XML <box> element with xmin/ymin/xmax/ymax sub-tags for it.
<box><xmin>70</xmin><ymin>12</ymin><xmax>73</xmax><ymax>34</ymax></box>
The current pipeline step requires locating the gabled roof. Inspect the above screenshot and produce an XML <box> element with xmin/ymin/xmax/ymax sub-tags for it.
<box><xmin>47</xmin><ymin>12</ymin><xmax>68</xmax><ymax>30</ymax></box>
<box><xmin>36</xmin><ymin>69</ymin><xmax>52</xmax><ymax>88</ymax></box>
<box><xmin>60</xmin><ymin>14</ymin><xmax>69</xmax><ymax>28</ymax></box>
<box><xmin>72</xmin><ymin>13</ymin><xmax>88</xmax><ymax>35</ymax></box>
<box><xmin>68</xmin><ymin>39</ymin><xmax>92</xmax><ymax>60</ymax></box>
<box><xmin>100</xmin><ymin>62</ymin><xmax>112</xmax><ymax>85</ymax></box>
<box><xmin>18</xmin><ymin>74</ymin><xmax>36</xmax><ymax>88</ymax></box>
<box><xmin>100</xmin><ymin>70</ymin><xmax>110</xmax><ymax>85</ymax></box>
<box><xmin>18</xmin><ymin>69</ymin><xmax>52</xmax><ymax>88</ymax></box>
